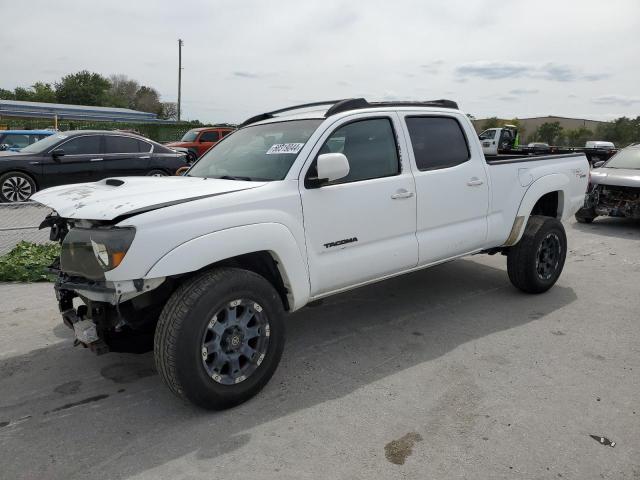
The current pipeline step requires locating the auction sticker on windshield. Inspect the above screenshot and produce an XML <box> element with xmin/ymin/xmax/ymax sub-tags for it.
<box><xmin>266</xmin><ymin>143</ymin><xmax>304</xmax><ymax>154</ymax></box>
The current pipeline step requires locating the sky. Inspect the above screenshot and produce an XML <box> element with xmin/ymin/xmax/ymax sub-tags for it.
<box><xmin>1</xmin><ymin>0</ymin><xmax>639</xmax><ymax>123</ymax></box>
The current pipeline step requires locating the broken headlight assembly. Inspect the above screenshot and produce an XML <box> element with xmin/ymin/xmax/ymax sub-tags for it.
<box><xmin>60</xmin><ymin>227</ymin><xmax>136</xmax><ymax>280</ymax></box>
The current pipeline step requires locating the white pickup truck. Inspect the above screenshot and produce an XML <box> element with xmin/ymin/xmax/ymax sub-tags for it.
<box><xmin>32</xmin><ymin>98</ymin><xmax>589</xmax><ymax>409</ymax></box>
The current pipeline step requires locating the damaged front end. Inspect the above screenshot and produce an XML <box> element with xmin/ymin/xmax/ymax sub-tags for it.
<box><xmin>42</xmin><ymin>213</ymin><xmax>171</xmax><ymax>355</ymax></box>
<box><xmin>586</xmin><ymin>184</ymin><xmax>640</xmax><ymax>219</ymax></box>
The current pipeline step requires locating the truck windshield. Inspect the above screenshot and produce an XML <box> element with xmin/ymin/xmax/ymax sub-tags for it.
<box><xmin>479</xmin><ymin>130</ymin><xmax>496</xmax><ymax>140</ymax></box>
<box><xmin>604</xmin><ymin>147</ymin><xmax>640</xmax><ymax>169</ymax></box>
<box><xmin>187</xmin><ymin>119</ymin><xmax>322</xmax><ymax>181</ymax></box>
<box><xmin>180</xmin><ymin>130</ymin><xmax>199</xmax><ymax>142</ymax></box>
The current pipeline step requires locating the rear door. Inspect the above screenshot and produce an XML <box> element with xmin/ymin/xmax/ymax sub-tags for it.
<box><xmin>102</xmin><ymin>135</ymin><xmax>151</xmax><ymax>177</ymax></box>
<box><xmin>41</xmin><ymin>135</ymin><xmax>103</xmax><ymax>186</ymax></box>
<box><xmin>400</xmin><ymin>114</ymin><xmax>489</xmax><ymax>264</ymax></box>
<box><xmin>300</xmin><ymin>113</ymin><xmax>418</xmax><ymax>296</ymax></box>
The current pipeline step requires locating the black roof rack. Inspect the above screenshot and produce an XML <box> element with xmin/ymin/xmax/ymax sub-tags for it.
<box><xmin>239</xmin><ymin>98</ymin><xmax>459</xmax><ymax>127</ymax></box>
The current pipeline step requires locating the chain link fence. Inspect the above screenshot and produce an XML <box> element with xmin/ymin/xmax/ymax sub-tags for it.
<box><xmin>0</xmin><ymin>202</ymin><xmax>53</xmax><ymax>255</ymax></box>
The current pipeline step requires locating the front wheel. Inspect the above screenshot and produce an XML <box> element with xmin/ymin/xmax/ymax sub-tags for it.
<box><xmin>0</xmin><ymin>171</ymin><xmax>37</xmax><ymax>203</ymax></box>
<box><xmin>575</xmin><ymin>207</ymin><xmax>596</xmax><ymax>224</ymax></box>
<box><xmin>507</xmin><ymin>215</ymin><xmax>567</xmax><ymax>294</ymax></box>
<box><xmin>154</xmin><ymin>268</ymin><xmax>285</xmax><ymax>409</ymax></box>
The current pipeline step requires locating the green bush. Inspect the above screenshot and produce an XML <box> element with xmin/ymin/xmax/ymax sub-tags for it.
<box><xmin>0</xmin><ymin>242</ymin><xmax>60</xmax><ymax>282</ymax></box>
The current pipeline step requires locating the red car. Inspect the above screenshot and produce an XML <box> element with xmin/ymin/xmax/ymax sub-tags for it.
<box><xmin>166</xmin><ymin>126</ymin><xmax>234</xmax><ymax>162</ymax></box>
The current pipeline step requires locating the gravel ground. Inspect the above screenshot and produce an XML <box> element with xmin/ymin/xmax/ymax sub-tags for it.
<box><xmin>0</xmin><ymin>217</ymin><xmax>638</xmax><ymax>480</ymax></box>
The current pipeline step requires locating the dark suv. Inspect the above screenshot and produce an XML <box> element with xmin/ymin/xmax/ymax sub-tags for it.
<box><xmin>0</xmin><ymin>131</ymin><xmax>187</xmax><ymax>202</ymax></box>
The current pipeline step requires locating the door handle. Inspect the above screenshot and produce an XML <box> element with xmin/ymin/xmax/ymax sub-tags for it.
<box><xmin>467</xmin><ymin>178</ymin><xmax>484</xmax><ymax>186</ymax></box>
<box><xmin>391</xmin><ymin>189</ymin><xmax>415</xmax><ymax>199</ymax></box>
<box><xmin>90</xmin><ymin>158</ymin><xmax>104</xmax><ymax>162</ymax></box>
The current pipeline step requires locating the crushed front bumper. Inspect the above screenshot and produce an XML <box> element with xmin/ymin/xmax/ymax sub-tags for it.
<box><xmin>55</xmin><ymin>275</ymin><xmax>167</xmax><ymax>354</ymax></box>
<box><xmin>585</xmin><ymin>184</ymin><xmax>640</xmax><ymax>219</ymax></box>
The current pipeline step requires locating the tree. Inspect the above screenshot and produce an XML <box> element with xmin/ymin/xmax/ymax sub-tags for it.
<box><xmin>563</xmin><ymin>127</ymin><xmax>593</xmax><ymax>147</ymax></box>
<box><xmin>481</xmin><ymin>117</ymin><xmax>500</xmax><ymax>130</ymax></box>
<box><xmin>107</xmin><ymin>74</ymin><xmax>139</xmax><ymax>109</ymax></box>
<box><xmin>595</xmin><ymin>117</ymin><xmax>640</xmax><ymax>147</ymax></box>
<box><xmin>54</xmin><ymin>70</ymin><xmax>111</xmax><ymax>106</ymax></box>
<box><xmin>0</xmin><ymin>88</ymin><xmax>15</xmax><ymax>100</ymax></box>
<box><xmin>133</xmin><ymin>86</ymin><xmax>162</xmax><ymax>114</ymax></box>
<box><xmin>160</xmin><ymin>102</ymin><xmax>178</xmax><ymax>120</ymax></box>
<box><xmin>533</xmin><ymin>122</ymin><xmax>563</xmax><ymax>145</ymax></box>
<box><xmin>29</xmin><ymin>82</ymin><xmax>57</xmax><ymax>103</ymax></box>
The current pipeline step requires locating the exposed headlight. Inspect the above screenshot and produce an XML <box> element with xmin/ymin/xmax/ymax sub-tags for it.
<box><xmin>61</xmin><ymin>227</ymin><xmax>136</xmax><ymax>280</ymax></box>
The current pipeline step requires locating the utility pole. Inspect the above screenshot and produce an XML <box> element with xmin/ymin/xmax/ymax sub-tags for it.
<box><xmin>177</xmin><ymin>39</ymin><xmax>183</xmax><ymax>122</ymax></box>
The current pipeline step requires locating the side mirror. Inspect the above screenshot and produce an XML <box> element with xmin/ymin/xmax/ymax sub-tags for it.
<box><xmin>316</xmin><ymin>153</ymin><xmax>350</xmax><ymax>184</ymax></box>
<box><xmin>592</xmin><ymin>160</ymin><xmax>605</xmax><ymax>168</ymax></box>
<box><xmin>52</xmin><ymin>148</ymin><xmax>65</xmax><ymax>159</ymax></box>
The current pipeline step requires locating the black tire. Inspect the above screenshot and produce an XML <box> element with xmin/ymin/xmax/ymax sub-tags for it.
<box><xmin>575</xmin><ymin>208</ymin><xmax>596</xmax><ymax>224</ymax></box>
<box><xmin>154</xmin><ymin>267</ymin><xmax>285</xmax><ymax>410</ymax></box>
<box><xmin>0</xmin><ymin>171</ymin><xmax>37</xmax><ymax>203</ymax></box>
<box><xmin>146</xmin><ymin>169</ymin><xmax>168</xmax><ymax>177</ymax></box>
<box><xmin>507</xmin><ymin>215</ymin><xmax>567</xmax><ymax>294</ymax></box>
<box><xmin>186</xmin><ymin>150</ymin><xmax>198</xmax><ymax>162</ymax></box>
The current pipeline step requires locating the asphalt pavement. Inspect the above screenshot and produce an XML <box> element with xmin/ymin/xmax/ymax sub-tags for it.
<box><xmin>0</xmin><ymin>217</ymin><xmax>638</xmax><ymax>479</ymax></box>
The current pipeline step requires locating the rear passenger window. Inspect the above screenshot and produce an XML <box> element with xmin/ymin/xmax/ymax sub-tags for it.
<box><xmin>319</xmin><ymin>118</ymin><xmax>399</xmax><ymax>184</ymax></box>
<box><xmin>105</xmin><ymin>136</ymin><xmax>140</xmax><ymax>154</ymax></box>
<box><xmin>406</xmin><ymin>117</ymin><xmax>470</xmax><ymax>171</ymax></box>
<box><xmin>137</xmin><ymin>140</ymin><xmax>152</xmax><ymax>152</ymax></box>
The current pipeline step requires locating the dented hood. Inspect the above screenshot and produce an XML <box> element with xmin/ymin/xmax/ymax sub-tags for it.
<box><xmin>31</xmin><ymin>176</ymin><xmax>266</xmax><ymax>221</ymax></box>
<box><xmin>590</xmin><ymin>168</ymin><xmax>640</xmax><ymax>188</ymax></box>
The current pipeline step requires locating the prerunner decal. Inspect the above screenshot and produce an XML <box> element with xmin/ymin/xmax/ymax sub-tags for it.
<box><xmin>266</xmin><ymin>143</ymin><xmax>304</xmax><ymax>154</ymax></box>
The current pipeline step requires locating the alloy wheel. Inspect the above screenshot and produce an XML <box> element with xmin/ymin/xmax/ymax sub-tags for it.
<box><xmin>201</xmin><ymin>299</ymin><xmax>270</xmax><ymax>385</ymax></box>
<box><xmin>1</xmin><ymin>176</ymin><xmax>33</xmax><ymax>202</ymax></box>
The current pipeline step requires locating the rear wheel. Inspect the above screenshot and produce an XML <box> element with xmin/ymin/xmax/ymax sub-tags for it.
<box><xmin>507</xmin><ymin>215</ymin><xmax>567</xmax><ymax>294</ymax></box>
<box><xmin>146</xmin><ymin>169</ymin><xmax>168</xmax><ymax>177</ymax></box>
<box><xmin>0</xmin><ymin>171</ymin><xmax>36</xmax><ymax>203</ymax></box>
<box><xmin>154</xmin><ymin>268</ymin><xmax>285</xmax><ymax>409</ymax></box>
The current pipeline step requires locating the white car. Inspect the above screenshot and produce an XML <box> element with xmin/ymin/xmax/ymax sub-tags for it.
<box><xmin>32</xmin><ymin>98</ymin><xmax>589</xmax><ymax>409</ymax></box>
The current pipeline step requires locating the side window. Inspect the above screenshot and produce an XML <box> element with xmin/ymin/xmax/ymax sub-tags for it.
<box><xmin>221</xmin><ymin>130</ymin><xmax>232</xmax><ymax>137</ymax></box>
<box><xmin>104</xmin><ymin>136</ymin><xmax>141</xmax><ymax>154</ymax></box>
<box><xmin>199</xmin><ymin>131</ymin><xmax>220</xmax><ymax>142</ymax></box>
<box><xmin>62</xmin><ymin>136</ymin><xmax>101</xmax><ymax>155</ymax></box>
<box><xmin>406</xmin><ymin>117</ymin><xmax>470</xmax><ymax>171</ymax></box>
<box><xmin>137</xmin><ymin>140</ymin><xmax>152</xmax><ymax>153</ymax></box>
<box><xmin>318</xmin><ymin>118</ymin><xmax>399</xmax><ymax>184</ymax></box>
<box><xmin>3</xmin><ymin>134</ymin><xmax>30</xmax><ymax>148</ymax></box>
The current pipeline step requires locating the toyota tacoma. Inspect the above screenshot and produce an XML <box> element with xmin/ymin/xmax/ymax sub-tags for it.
<box><xmin>32</xmin><ymin>98</ymin><xmax>589</xmax><ymax>409</ymax></box>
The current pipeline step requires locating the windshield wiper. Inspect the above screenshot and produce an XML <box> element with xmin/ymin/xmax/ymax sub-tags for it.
<box><xmin>215</xmin><ymin>175</ymin><xmax>254</xmax><ymax>181</ymax></box>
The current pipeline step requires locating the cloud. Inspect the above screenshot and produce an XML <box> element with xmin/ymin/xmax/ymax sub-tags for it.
<box><xmin>592</xmin><ymin>95</ymin><xmax>640</xmax><ymax>106</ymax></box>
<box><xmin>509</xmin><ymin>88</ymin><xmax>539</xmax><ymax>95</ymax></box>
<box><xmin>420</xmin><ymin>60</ymin><xmax>444</xmax><ymax>75</ymax></box>
<box><xmin>455</xmin><ymin>61</ymin><xmax>609</xmax><ymax>82</ymax></box>
<box><xmin>233</xmin><ymin>71</ymin><xmax>262</xmax><ymax>79</ymax></box>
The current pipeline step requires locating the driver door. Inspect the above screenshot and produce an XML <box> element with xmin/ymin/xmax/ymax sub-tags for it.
<box><xmin>299</xmin><ymin>114</ymin><xmax>418</xmax><ymax>297</ymax></box>
<box><xmin>41</xmin><ymin>135</ymin><xmax>103</xmax><ymax>187</ymax></box>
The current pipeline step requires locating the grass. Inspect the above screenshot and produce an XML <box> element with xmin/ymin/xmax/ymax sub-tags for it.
<box><xmin>0</xmin><ymin>241</ymin><xmax>60</xmax><ymax>282</ymax></box>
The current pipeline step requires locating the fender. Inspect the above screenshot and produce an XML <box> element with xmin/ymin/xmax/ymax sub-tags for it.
<box><xmin>507</xmin><ymin>174</ymin><xmax>568</xmax><ymax>245</ymax></box>
<box><xmin>145</xmin><ymin>223</ymin><xmax>310</xmax><ymax>311</ymax></box>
